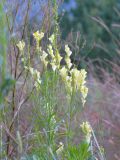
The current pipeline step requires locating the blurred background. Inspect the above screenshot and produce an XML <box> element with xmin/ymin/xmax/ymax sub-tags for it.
<box><xmin>4</xmin><ymin>0</ymin><xmax>120</xmax><ymax>159</ymax></box>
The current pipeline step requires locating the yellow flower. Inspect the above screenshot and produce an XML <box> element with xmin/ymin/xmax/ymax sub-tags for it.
<box><xmin>40</xmin><ymin>51</ymin><xmax>48</xmax><ymax>68</ymax></box>
<box><xmin>40</xmin><ymin>51</ymin><xmax>48</xmax><ymax>60</ymax></box>
<box><xmin>49</xmin><ymin>34</ymin><xmax>55</xmax><ymax>44</ymax></box>
<box><xmin>81</xmin><ymin>85</ymin><xmax>88</xmax><ymax>106</ymax></box>
<box><xmin>70</xmin><ymin>68</ymin><xmax>80</xmax><ymax>89</ymax></box>
<box><xmin>80</xmin><ymin>121</ymin><xmax>92</xmax><ymax>136</ymax></box>
<box><xmin>65</xmin><ymin>56</ymin><xmax>72</xmax><ymax>69</ymax></box>
<box><xmin>17</xmin><ymin>40</ymin><xmax>25</xmax><ymax>52</ymax></box>
<box><xmin>70</xmin><ymin>68</ymin><xmax>88</xmax><ymax>103</ymax></box>
<box><xmin>65</xmin><ymin>44</ymin><xmax>72</xmax><ymax>57</ymax></box>
<box><xmin>47</xmin><ymin>45</ymin><xmax>54</xmax><ymax>59</ymax></box>
<box><xmin>33</xmin><ymin>31</ymin><xmax>44</xmax><ymax>42</ymax></box>
<box><xmin>79</xmin><ymin>69</ymin><xmax>87</xmax><ymax>83</ymax></box>
<box><xmin>56</xmin><ymin>52</ymin><xmax>62</xmax><ymax>66</ymax></box>
<box><xmin>50</xmin><ymin>62</ymin><xmax>57</xmax><ymax>71</ymax></box>
<box><xmin>81</xmin><ymin>86</ymin><xmax>88</xmax><ymax>99</ymax></box>
<box><xmin>59</xmin><ymin>67</ymin><xmax>68</xmax><ymax>81</ymax></box>
<box><xmin>28</xmin><ymin>67</ymin><xmax>41</xmax><ymax>89</ymax></box>
<box><xmin>70</xmin><ymin>68</ymin><xmax>79</xmax><ymax>78</ymax></box>
<box><xmin>29</xmin><ymin>67</ymin><xmax>40</xmax><ymax>80</ymax></box>
<box><xmin>70</xmin><ymin>68</ymin><xmax>87</xmax><ymax>90</ymax></box>
<box><xmin>80</xmin><ymin>121</ymin><xmax>92</xmax><ymax>144</ymax></box>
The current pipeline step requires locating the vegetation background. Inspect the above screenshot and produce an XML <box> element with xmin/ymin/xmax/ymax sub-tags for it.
<box><xmin>61</xmin><ymin>0</ymin><xmax>120</xmax><ymax>63</ymax></box>
<box><xmin>0</xmin><ymin>0</ymin><xmax>120</xmax><ymax>159</ymax></box>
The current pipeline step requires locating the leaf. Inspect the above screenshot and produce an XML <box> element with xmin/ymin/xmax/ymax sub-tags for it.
<box><xmin>65</xmin><ymin>142</ymin><xmax>91</xmax><ymax>160</ymax></box>
<box><xmin>0</xmin><ymin>77</ymin><xmax>15</xmax><ymax>104</ymax></box>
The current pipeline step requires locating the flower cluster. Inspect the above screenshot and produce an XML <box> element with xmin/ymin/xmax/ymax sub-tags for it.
<box><xmin>40</xmin><ymin>51</ymin><xmax>48</xmax><ymax>68</ymax></box>
<box><xmin>33</xmin><ymin>30</ymin><xmax>44</xmax><ymax>51</ymax></box>
<box><xmin>80</xmin><ymin>121</ymin><xmax>92</xmax><ymax>144</ymax></box>
<box><xmin>25</xmin><ymin>66</ymin><xmax>41</xmax><ymax>90</ymax></box>
<box><xmin>65</xmin><ymin>44</ymin><xmax>72</xmax><ymax>69</ymax></box>
<box><xmin>49</xmin><ymin>34</ymin><xmax>55</xmax><ymax>44</ymax></box>
<box><xmin>17</xmin><ymin>31</ymin><xmax>88</xmax><ymax>104</ymax></box>
<box><xmin>48</xmin><ymin>34</ymin><xmax>62</xmax><ymax>71</ymax></box>
<box><xmin>33</xmin><ymin>31</ymin><xmax>44</xmax><ymax>42</ymax></box>
<box><xmin>17</xmin><ymin>40</ymin><xmax>25</xmax><ymax>52</ymax></box>
<box><xmin>59</xmin><ymin>45</ymin><xmax>88</xmax><ymax>105</ymax></box>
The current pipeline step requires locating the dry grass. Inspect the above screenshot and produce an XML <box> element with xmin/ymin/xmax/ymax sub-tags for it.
<box><xmin>83</xmin><ymin>61</ymin><xmax>120</xmax><ymax>160</ymax></box>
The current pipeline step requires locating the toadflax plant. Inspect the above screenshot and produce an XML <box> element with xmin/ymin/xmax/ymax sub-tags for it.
<box><xmin>15</xmin><ymin>30</ymin><xmax>91</xmax><ymax>159</ymax></box>
<box><xmin>0</xmin><ymin>24</ymin><xmax>105</xmax><ymax>159</ymax></box>
<box><xmin>0</xmin><ymin>0</ymin><xmax>106</xmax><ymax>159</ymax></box>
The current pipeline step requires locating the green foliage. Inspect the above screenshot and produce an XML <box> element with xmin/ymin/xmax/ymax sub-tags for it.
<box><xmin>0</xmin><ymin>78</ymin><xmax>15</xmax><ymax>104</ymax></box>
<box><xmin>0</xmin><ymin>1</ymin><xmax>106</xmax><ymax>159</ymax></box>
<box><xmin>0</xmin><ymin>1</ymin><xmax>14</xmax><ymax>106</ymax></box>
<box><xmin>64</xmin><ymin>142</ymin><xmax>91</xmax><ymax>160</ymax></box>
<box><xmin>60</xmin><ymin>0</ymin><xmax>120</xmax><ymax>64</ymax></box>
<box><xmin>0</xmin><ymin>0</ymin><xmax>6</xmax><ymax>78</ymax></box>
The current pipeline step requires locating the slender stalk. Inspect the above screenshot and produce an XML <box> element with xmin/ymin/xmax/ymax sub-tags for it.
<box><xmin>0</xmin><ymin>125</ymin><xmax>3</xmax><ymax>159</ymax></box>
<box><xmin>6</xmin><ymin>45</ymin><xmax>20</xmax><ymax>156</ymax></box>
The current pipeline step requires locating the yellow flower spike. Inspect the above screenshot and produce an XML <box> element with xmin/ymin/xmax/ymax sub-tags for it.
<box><xmin>40</xmin><ymin>51</ymin><xmax>48</xmax><ymax>68</ymax></box>
<box><xmin>49</xmin><ymin>34</ymin><xmax>55</xmax><ymax>44</ymax></box>
<box><xmin>59</xmin><ymin>67</ymin><xmax>68</xmax><ymax>81</ymax></box>
<box><xmin>80</xmin><ymin>121</ymin><xmax>92</xmax><ymax>144</ymax></box>
<box><xmin>50</xmin><ymin>62</ymin><xmax>57</xmax><ymax>71</ymax></box>
<box><xmin>29</xmin><ymin>67</ymin><xmax>40</xmax><ymax>80</ymax></box>
<box><xmin>47</xmin><ymin>44</ymin><xmax>54</xmax><ymax>59</ymax></box>
<box><xmin>28</xmin><ymin>67</ymin><xmax>41</xmax><ymax>90</ymax></box>
<box><xmin>65</xmin><ymin>44</ymin><xmax>72</xmax><ymax>57</ymax></box>
<box><xmin>65</xmin><ymin>56</ymin><xmax>72</xmax><ymax>69</ymax></box>
<box><xmin>81</xmin><ymin>85</ymin><xmax>88</xmax><ymax>105</ymax></box>
<box><xmin>79</xmin><ymin>69</ymin><xmax>87</xmax><ymax>81</ymax></box>
<box><xmin>56</xmin><ymin>52</ymin><xmax>62</xmax><ymax>66</ymax></box>
<box><xmin>17</xmin><ymin>40</ymin><xmax>25</xmax><ymax>52</ymax></box>
<box><xmin>81</xmin><ymin>86</ymin><xmax>88</xmax><ymax>99</ymax></box>
<box><xmin>33</xmin><ymin>31</ymin><xmax>44</xmax><ymax>52</ymax></box>
<box><xmin>65</xmin><ymin>45</ymin><xmax>72</xmax><ymax>69</ymax></box>
<box><xmin>77</xmin><ymin>69</ymin><xmax>87</xmax><ymax>91</ymax></box>
<box><xmin>80</xmin><ymin>121</ymin><xmax>92</xmax><ymax>136</ymax></box>
<box><xmin>70</xmin><ymin>68</ymin><xmax>79</xmax><ymax>78</ymax></box>
<box><xmin>70</xmin><ymin>68</ymin><xmax>79</xmax><ymax>88</ymax></box>
<box><xmin>70</xmin><ymin>68</ymin><xmax>88</xmax><ymax>99</ymax></box>
<box><xmin>33</xmin><ymin>31</ymin><xmax>44</xmax><ymax>42</ymax></box>
<box><xmin>40</xmin><ymin>51</ymin><xmax>48</xmax><ymax>60</ymax></box>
